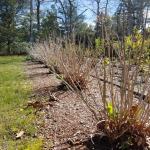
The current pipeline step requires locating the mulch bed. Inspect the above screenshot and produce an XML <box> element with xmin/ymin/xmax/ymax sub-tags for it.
<box><xmin>25</xmin><ymin>62</ymin><xmax>97</xmax><ymax>150</ymax></box>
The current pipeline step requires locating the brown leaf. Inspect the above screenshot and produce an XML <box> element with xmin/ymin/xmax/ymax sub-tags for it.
<box><xmin>27</xmin><ymin>100</ymin><xmax>44</xmax><ymax>108</ymax></box>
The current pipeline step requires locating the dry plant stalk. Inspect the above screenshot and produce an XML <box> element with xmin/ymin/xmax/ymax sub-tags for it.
<box><xmin>29</xmin><ymin>38</ymin><xmax>97</xmax><ymax>90</ymax></box>
<box><xmin>56</xmin><ymin>42</ymin><xmax>97</xmax><ymax>91</ymax></box>
<box><xmin>29</xmin><ymin>39</ymin><xmax>62</xmax><ymax>74</ymax></box>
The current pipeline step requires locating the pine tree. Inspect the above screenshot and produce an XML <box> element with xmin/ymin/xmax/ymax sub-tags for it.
<box><xmin>0</xmin><ymin>0</ymin><xmax>27</xmax><ymax>54</ymax></box>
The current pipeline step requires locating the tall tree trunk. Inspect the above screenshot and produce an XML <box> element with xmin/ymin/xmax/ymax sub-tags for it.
<box><xmin>88</xmin><ymin>0</ymin><xmax>102</xmax><ymax>37</ymax></box>
<box><xmin>68</xmin><ymin>0</ymin><xmax>73</xmax><ymax>38</ymax></box>
<box><xmin>95</xmin><ymin>0</ymin><xmax>100</xmax><ymax>38</ymax></box>
<box><xmin>30</xmin><ymin>0</ymin><xmax>33</xmax><ymax>43</ymax></box>
<box><xmin>37</xmin><ymin>0</ymin><xmax>40</xmax><ymax>32</ymax></box>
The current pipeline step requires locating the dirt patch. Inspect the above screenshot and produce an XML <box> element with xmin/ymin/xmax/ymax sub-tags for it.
<box><xmin>25</xmin><ymin>61</ymin><xmax>97</xmax><ymax>150</ymax></box>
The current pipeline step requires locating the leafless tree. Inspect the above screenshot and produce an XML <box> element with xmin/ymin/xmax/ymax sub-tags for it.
<box><xmin>116</xmin><ymin>0</ymin><xmax>150</xmax><ymax>34</ymax></box>
<box><xmin>55</xmin><ymin>0</ymin><xmax>87</xmax><ymax>38</ymax></box>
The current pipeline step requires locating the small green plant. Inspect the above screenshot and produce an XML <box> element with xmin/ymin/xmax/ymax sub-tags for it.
<box><xmin>95</xmin><ymin>38</ymin><xmax>105</xmax><ymax>54</ymax></box>
<box><xmin>106</xmin><ymin>102</ymin><xmax>117</xmax><ymax>119</ymax></box>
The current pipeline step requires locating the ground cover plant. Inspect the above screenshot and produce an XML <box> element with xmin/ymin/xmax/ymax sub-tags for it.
<box><xmin>0</xmin><ymin>56</ymin><xmax>42</xmax><ymax>150</ymax></box>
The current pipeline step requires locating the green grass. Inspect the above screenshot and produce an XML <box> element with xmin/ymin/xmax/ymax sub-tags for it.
<box><xmin>0</xmin><ymin>56</ymin><xmax>43</xmax><ymax>150</ymax></box>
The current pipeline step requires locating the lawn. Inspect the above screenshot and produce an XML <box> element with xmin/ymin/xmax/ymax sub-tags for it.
<box><xmin>0</xmin><ymin>56</ymin><xmax>42</xmax><ymax>150</ymax></box>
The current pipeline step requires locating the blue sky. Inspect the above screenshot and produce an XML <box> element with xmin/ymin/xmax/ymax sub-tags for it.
<box><xmin>78</xmin><ymin>0</ymin><xmax>119</xmax><ymax>25</ymax></box>
<box><xmin>41</xmin><ymin>0</ymin><xmax>119</xmax><ymax>25</ymax></box>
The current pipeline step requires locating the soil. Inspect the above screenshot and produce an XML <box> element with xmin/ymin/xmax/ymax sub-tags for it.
<box><xmin>25</xmin><ymin>62</ymin><xmax>97</xmax><ymax>150</ymax></box>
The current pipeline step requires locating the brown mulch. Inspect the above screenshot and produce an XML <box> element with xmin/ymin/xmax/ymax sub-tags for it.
<box><xmin>25</xmin><ymin>62</ymin><xmax>97</xmax><ymax>150</ymax></box>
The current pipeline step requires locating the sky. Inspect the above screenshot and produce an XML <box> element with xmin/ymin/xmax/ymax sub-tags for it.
<box><xmin>41</xmin><ymin>0</ymin><xmax>120</xmax><ymax>26</ymax></box>
<box><xmin>77</xmin><ymin>0</ymin><xmax>119</xmax><ymax>25</ymax></box>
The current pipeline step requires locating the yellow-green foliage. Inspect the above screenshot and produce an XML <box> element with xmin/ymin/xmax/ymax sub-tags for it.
<box><xmin>103</xmin><ymin>57</ymin><xmax>110</xmax><ymax>66</ymax></box>
<box><xmin>0</xmin><ymin>56</ymin><xmax>43</xmax><ymax>150</ymax></box>
<box><xmin>107</xmin><ymin>102</ymin><xmax>114</xmax><ymax>117</ymax></box>
<box><xmin>109</xmin><ymin>29</ymin><xmax>150</xmax><ymax>66</ymax></box>
<box><xmin>125</xmin><ymin>31</ymin><xmax>142</xmax><ymax>51</ymax></box>
<box><xmin>125</xmin><ymin>29</ymin><xmax>150</xmax><ymax>63</ymax></box>
<box><xmin>106</xmin><ymin>102</ymin><xmax>117</xmax><ymax>119</ymax></box>
<box><xmin>144</xmin><ymin>38</ymin><xmax>150</xmax><ymax>64</ymax></box>
<box><xmin>95</xmin><ymin>38</ymin><xmax>105</xmax><ymax>53</ymax></box>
